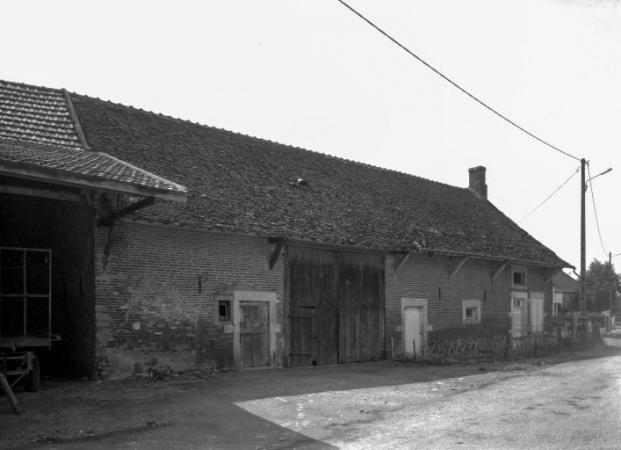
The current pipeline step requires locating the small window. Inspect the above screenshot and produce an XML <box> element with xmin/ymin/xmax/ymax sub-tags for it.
<box><xmin>511</xmin><ymin>265</ymin><xmax>527</xmax><ymax>289</ymax></box>
<box><xmin>462</xmin><ymin>299</ymin><xmax>481</xmax><ymax>325</ymax></box>
<box><xmin>511</xmin><ymin>291</ymin><xmax>528</xmax><ymax>312</ymax></box>
<box><xmin>218</xmin><ymin>300</ymin><xmax>231</xmax><ymax>322</ymax></box>
<box><xmin>465</xmin><ymin>307</ymin><xmax>478</xmax><ymax>321</ymax></box>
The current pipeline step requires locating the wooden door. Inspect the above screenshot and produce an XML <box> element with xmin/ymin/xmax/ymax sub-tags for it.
<box><xmin>530</xmin><ymin>293</ymin><xmax>544</xmax><ymax>334</ymax></box>
<box><xmin>337</xmin><ymin>252</ymin><xmax>384</xmax><ymax>364</ymax></box>
<box><xmin>287</xmin><ymin>246</ymin><xmax>338</xmax><ymax>367</ymax></box>
<box><xmin>404</xmin><ymin>307</ymin><xmax>423</xmax><ymax>357</ymax></box>
<box><xmin>287</xmin><ymin>247</ymin><xmax>384</xmax><ymax>367</ymax></box>
<box><xmin>511</xmin><ymin>294</ymin><xmax>526</xmax><ymax>338</ymax></box>
<box><xmin>239</xmin><ymin>301</ymin><xmax>270</xmax><ymax>368</ymax></box>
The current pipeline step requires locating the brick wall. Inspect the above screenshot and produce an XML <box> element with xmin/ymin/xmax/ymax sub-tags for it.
<box><xmin>385</xmin><ymin>252</ymin><xmax>553</xmax><ymax>356</ymax></box>
<box><xmin>93</xmin><ymin>219</ymin><xmax>285</xmax><ymax>379</ymax></box>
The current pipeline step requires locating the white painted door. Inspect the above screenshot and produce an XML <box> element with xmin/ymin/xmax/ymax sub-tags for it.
<box><xmin>511</xmin><ymin>293</ymin><xmax>528</xmax><ymax>338</ymax></box>
<box><xmin>404</xmin><ymin>307</ymin><xmax>423</xmax><ymax>357</ymax></box>
<box><xmin>530</xmin><ymin>293</ymin><xmax>544</xmax><ymax>334</ymax></box>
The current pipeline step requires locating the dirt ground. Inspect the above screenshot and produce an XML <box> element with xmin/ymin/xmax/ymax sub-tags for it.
<box><xmin>2</xmin><ymin>343</ymin><xmax>620</xmax><ymax>450</ymax></box>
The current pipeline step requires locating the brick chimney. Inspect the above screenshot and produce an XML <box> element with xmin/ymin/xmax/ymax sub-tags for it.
<box><xmin>468</xmin><ymin>166</ymin><xmax>487</xmax><ymax>200</ymax></box>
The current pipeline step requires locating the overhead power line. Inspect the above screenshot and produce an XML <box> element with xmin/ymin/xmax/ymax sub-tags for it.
<box><xmin>519</xmin><ymin>166</ymin><xmax>580</xmax><ymax>223</ymax></box>
<box><xmin>587</xmin><ymin>163</ymin><xmax>608</xmax><ymax>257</ymax></box>
<box><xmin>336</xmin><ymin>0</ymin><xmax>582</xmax><ymax>162</ymax></box>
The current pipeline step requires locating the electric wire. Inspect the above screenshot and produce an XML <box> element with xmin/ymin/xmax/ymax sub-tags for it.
<box><xmin>518</xmin><ymin>166</ymin><xmax>580</xmax><ymax>223</ymax></box>
<box><xmin>587</xmin><ymin>163</ymin><xmax>608</xmax><ymax>257</ymax></box>
<box><xmin>335</xmin><ymin>0</ymin><xmax>582</xmax><ymax>162</ymax></box>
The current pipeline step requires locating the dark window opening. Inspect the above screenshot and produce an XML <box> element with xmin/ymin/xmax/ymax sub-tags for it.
<box><xmin>513</xmin><ymin>272</ymin><xmax>523</xmax><ymax>285</ymax></box>
<box><xmin>465</xmin><ymin>307</ymin><xmax>478</xmax><ymax>321</ymax></box>
<box><xmin>219</xmin><ymin>301</ymin><xmax>231</xmax><ymax>322</ymax></box>
<box><xmin>0</xmin><ymin>248</ymin><xmax>51</xmax><ymax>338</ymax></box>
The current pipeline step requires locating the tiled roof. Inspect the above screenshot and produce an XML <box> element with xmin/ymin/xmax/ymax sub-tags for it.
<box><xmin>0</xmin><ymin>80</ymin><xmax>186</xmax><ymax>201</ymax></box>
<box><xmin>0</xmin><ymin>139</ymin><xmax>187</xmax><ymax>199</ymax></box>
<box><xmin>0</xmin><ymin>80</ymin><xmax>83</xmax><ymax>148</ymax></box>
<box><xmin>70</xmin><ymin>93</ymin><xmax>570</xmax><ymax>268</ymax></box>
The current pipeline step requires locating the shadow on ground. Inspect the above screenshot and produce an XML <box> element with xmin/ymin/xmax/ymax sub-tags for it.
<box><xmin>1</xmin><ymin>343</ymin><xmax>620</xmax><ymax>450</ymax></box>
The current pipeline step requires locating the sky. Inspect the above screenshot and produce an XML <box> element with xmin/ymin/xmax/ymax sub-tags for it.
<box><xmin>1</xmin><ymin>0</ymin><xmax>620</xmax><ymax>272</ymax></box>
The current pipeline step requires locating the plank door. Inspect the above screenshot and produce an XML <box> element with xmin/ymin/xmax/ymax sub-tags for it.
<box><xmin>338</xmin><ymin>252</ymin><xmax>384</xmax><ymax>364</ymax></box>
<box><xmin>287</xmin><ymin>246</ymin><xmax>338</xmax><ymax>367</ymax></box>
<box><xmin>239</xmin><ymin>301</ymin><xmax>270</xmax><ymax>368</ymax></box>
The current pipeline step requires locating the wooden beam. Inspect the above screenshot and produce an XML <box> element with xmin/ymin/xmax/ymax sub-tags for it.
<box><xmin>98</xmin><ymin>197</ymin><xmax>155</xmax><ymax>226</ymax></box>
<box><xmin>394</xmin><ymin>252</ymin><xmax>413</xmax><ymax>275</ymax></box>
<box><xmin>449</xmin><ymin>257</ymin><xmax>470</xmax><ymax>280</ymax></box>
<box><xmin>81</xmin><ymin>189</ymin><xmax>94</xmax><ymax>206</ymax></box>
<box><xmin>0</xmin><ymin>373</ymin><xmax>21</xmax><ymax>415</ymax></box>
<box><xmin>492</xmin><ymin>261</ymin><xmax>509</xmax><ymax>282</ymax></box>
<box><xmin>0</xmin><ymin>184</ymin><xmax>85</xmax><ymax>203</ymax></box>
<box><xmin>545</xmin><ymin>268</ymin><xmax>561</xmax><ymax>285</ymax></box>
<box><xmin>269</xmin><ymin>238</ymin><xmax>287</xmax><ymax>270</ymax></box>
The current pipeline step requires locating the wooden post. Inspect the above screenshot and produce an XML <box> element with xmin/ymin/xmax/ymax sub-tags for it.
<box><xmin>440</xmin><ymin>342</ymin><xmax>445</xmax><ymax>365</ymax></box>
<box><xmin>0</xmin><ymin>373</ymin><xmax>21</xmax><ymax>415</ymax></box>
<box><xmin>557</xmin><ymin>318</ymin><xmax>562</xmax><ymax>353</ymax></box>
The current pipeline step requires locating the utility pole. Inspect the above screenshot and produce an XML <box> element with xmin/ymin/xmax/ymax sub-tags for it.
<box><xmin>580</xmin><ymin>158</ymin><xmax>586</xmax><ymax>317</ymax></box>
<box><xmin>609</xmin><ymin>252</ymin><xmax>621</xmax><ymax>331</ymax></box>
<box><xmin>609</xmin><ymin>251</ymin><xmax>613</xmax><ymax>332</ymax></box>
<box><xmin>580</xmin><ymin>163</ymin><xmax>613</xmax><ymax>319</ymax></box>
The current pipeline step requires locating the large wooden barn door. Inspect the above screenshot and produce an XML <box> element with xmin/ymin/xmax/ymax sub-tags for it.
<box><xmin>338</xmin><ymin>252</ymin><xmax>384</xmax><ymax>364</ymax></box>
<box><xmin>287</xmin><ymin>246</ymin><xmax>384</xmax><ymax>367</ymax></box>
<box><xmin>287</xmin><ymin>247</ymin><xmax>338</xmax><ymax>367</ymax></box>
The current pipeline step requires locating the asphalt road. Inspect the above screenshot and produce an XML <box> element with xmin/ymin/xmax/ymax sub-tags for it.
<box><xmin>238</xmin><ymin>357</ymin><xmax>621</xmax><ymax>449</ymax></box>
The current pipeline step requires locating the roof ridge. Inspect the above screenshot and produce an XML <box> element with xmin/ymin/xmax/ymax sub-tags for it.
<box><xmin>92</xmin><ymin>150</ymin><xmax>188</xmax><ymax>193</ymax></box>
<box><xmin>69</xmin><ymin>92</ymin><xmax>462</xmax><ymax>190</ymax></box>
<box><xmin>62</xmin><ymin>89</ymin><xmax>91</xmax><ymax>150</ymax></box>
<box><xmin>0</xmin><ymin>79</ymin><xmax>64</xmax><ymax>94</ymax></box>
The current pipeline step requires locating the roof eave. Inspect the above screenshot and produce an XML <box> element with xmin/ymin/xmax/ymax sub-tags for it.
<box><xmin>273</xmin><ymin>236</ymin><xmax>572</xmax><ymax>269</ymax></box>
<box><xmin>399</xmin><ymin>246</ymin><xmax>573</xmax><ymax>269</ymax></box>
<box><xmin>0</xmin><ymin>163</ymin><xmax>187</xmax><ymax>203</ymax></box>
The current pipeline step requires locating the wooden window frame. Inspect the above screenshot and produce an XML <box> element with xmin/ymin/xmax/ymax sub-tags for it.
<box><xmin>462</xmin><ymin>299</ymin><xmax>482</xmax><ymax>325</ymax></box>
<box><xmin>511</xmin><ymin>265</ymin><xmax>528</xmax><ymax>289</ymax></box>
